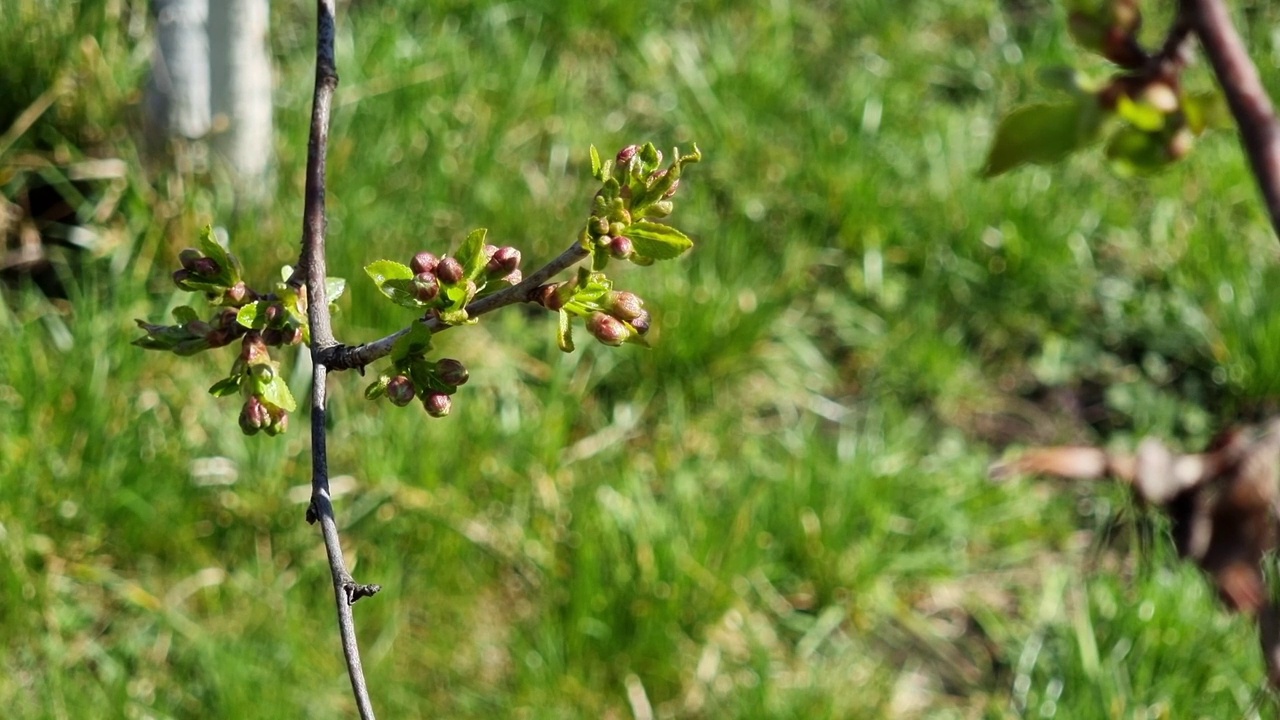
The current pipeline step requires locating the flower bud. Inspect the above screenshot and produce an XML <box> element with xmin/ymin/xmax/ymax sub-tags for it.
<box><xmin>616</xmin><ymin>144</ymin><xmax>639</xmax><ymax>166</ymax></box>
<box><xmin>262</xmin><ymin>328</ymin><xmax>284</xmax><ymax>346</ymax></box>
<box><xmin>240</xmin><ymin>395</ymin><xmax>270</xmax><ymax>434</ymax></box>
<box><xmin>662</xmin><ymin>177</ymin><xmax>680</xmax><ymax>199</ymax></box>
<box><xmin>250</xmin><ymin>362</ymin><xmax>276</xmax><ymax>384</ymax></box>
<box><xmin>413</xmin><ymin>271</ymin><xmax>440</xmax><ymax>303</ymax></box>
<box><xmin>483</xmin><ymin>244</ymin><xmax>498</xmax><ymax>260</ymax></box>
<box><xmin>287</xmin><ymin>326</ymin><xmax>304</xmax><ymax>345</ymax></box>
<box><xmin>264</xmin><ymin>408</ymin><xmax>289</xmax><ymax>436</ymax></box>
<box><xmin>241</xmin><ymin>332</ymin><xmax>270</xmax><ymax>364</ymax></box>
<box><xmin>592</xmin><ymin>216</ymin><xmax>610</xmax><ymax>237</ymax></box>
<box><xmin>608</xmin><ymin>235</ymin><xmax>634</xmax><ymax>259</ymax></box>
<box><xmin>539</xmin><ymin>282</ymin><xmax>569</xmax><ymax>311</ymax></box>
<box><xmin>647</xmin><ymin>200</ymin><xmax>674</xmax><ymax>218</ymax></box>
<box><xmin>437</xmin><ymin>256</ymin><xmax>464</xmax><ymax>284</ymax></box>
<box><xmin>486</xmin><ymin>246</ymin><xmax>521</xmax><ymax>277</ymax></box>
<box><xmin>191</xmin><ymin>257</ymin><xmax>222</xmax><ymax>278</ymax></box>
<box><xmin>498</xmin><ymin>269</ymin><xmax>522</xmax><ymax>287</ymax></box>
<box><xmin>264</xmin><ymin>303</ymin><xmax>284</xmax><ymax>326</ymax></box>
<box><xmin>586</xmin><ymin>312</ymin><xmax>630</xmax><ymax>346</ymax></box>
<box><xmin>386</xmin><ymin>375</ymin><xmax>416</xmax><ymax>406</ymax></box>
<box><xmin>436</xmin><ymin>358</ymin><xmax>469</xmax><ymax>386</ymax></box>
<box><xmin>225</xmin><ymin>281</ymin><xmax>250</xmax><ymax>305</ymax></box>
<box><xmin>173</xmin><ymin>269</ymin><xmax>195</xmax><ymax>289</ymax></box>
<box><xmin>423</xmin><ymin>392</ymin><xmax>452</xmax><ymax>418</ymax></box>
<box><xmin>604</xmin><ymin>291</ymin><xmax>645</xmax><ymax>321</ymax></box>
<box><xmin>630</xmin><ymin>310</ymin><xmax>651</xmax><ymax>336</ymax></box>
<box><xmin>179</xmin><ymin>248</ymin><xmax>203</xmax><ymax>271</ymax></box>
<box><xmin>410</xmin><ymin>251</ymin><xmax>439</xmax><ymax>275</ymax></box>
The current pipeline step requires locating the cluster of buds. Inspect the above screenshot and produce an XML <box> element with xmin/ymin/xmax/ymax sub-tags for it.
<box><xmin>370</xmin><ymin>356</ymin><xmax>469</xmax><ymax>419</ymax></box>
<box><xmin>405</xmin><ymin>242</ymin><xmax>522</xmax><ymax>312</ymax></box>
<box><xmin>232</xmin><ymin>333</ymin><xmax>293</xmax><ymax>436</ymax></box>
<box><xmin>537</xmin><ymin>268</ymin><xmax>651</xmax><ymax>349</ymax></box>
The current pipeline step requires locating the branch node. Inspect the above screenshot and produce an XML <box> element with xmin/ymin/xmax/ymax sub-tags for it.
<box><xmin>344</xmin><ymin>582</ymin><xmax>383</xmax><ymax>605</ymax></box>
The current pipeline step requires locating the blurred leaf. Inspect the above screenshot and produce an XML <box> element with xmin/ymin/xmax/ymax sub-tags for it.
<box><xmin>365</xmin><ymin>375</ymin><xmax>389</xmax><ymax>400</ymax></box>
<box><xmin>326</xmin><ymin>277</ymin><xmax>347</xmax><ymax>304</ymax></box>
<box><xmin>590</xmin><ymin>144</ymin><xmax>602</xmax><ymax>179</ymax></box>
<box><xmin>1115</xmin><ymin>94</ymin><xmax>1165</xmax><ymax>132</ymax></box>
<box><xmin>1105</xmin><ymin>125</ymin><xmax>1174</xmax><ymax>176</ymax></box>
<box><xmin>627</xmin><ymin>221</ymin><xmax>694</xmax><ymax>260</ymax></box>
<box><xmin>981</xmin><ymin>99</ymin><xmax>1104</xmax><ymax>177</ymax></box>
<box><xmin>558</xmin><ymin>308</ymin><xmax>574</xmax><ymax>352</ymax></box>
<box><xmin>390</xmin><ymin>322</ymin><xmax>432</xmax><ymax>364</ymax></box>
<box><xmin>172</xmin><ymin>306</ymin><xmax>200</xmax><ymax>325</ymax></box>
<box><xmin>209</xmin><ymin>376</ymin><xmax>243</xmax><ymax>397</ymax></box>
<box><xmin>1183</xmin><ymin>90</ymin><xmax>1228</xmax><ymax>135</ymax></box>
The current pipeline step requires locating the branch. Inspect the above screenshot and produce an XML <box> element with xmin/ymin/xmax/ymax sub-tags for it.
<box><xmin>1185</xmin><ymin>0</ymin><xmax>1280</xmax><ymax>238</ymax></box>
<box><xmin>322</xmin><ymin>242</ymin><xmax>589</xmax><ymax>371</ymax></box>
<box><xmin>298</xmin><ymin>2</ymin><xmax>380</xmax><ymax>718</ymax></box>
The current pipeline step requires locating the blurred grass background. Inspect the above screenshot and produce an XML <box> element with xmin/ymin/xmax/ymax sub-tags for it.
<box><xmin>5</xmin><ymin>0</ymin><xmax>1280</xmax><ymax>717</ymax></box>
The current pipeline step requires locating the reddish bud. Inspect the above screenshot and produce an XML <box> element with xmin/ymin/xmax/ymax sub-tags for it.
<box><xmin>225</xmin><ymin>281</ymin><xmax>250</xmax><ymax>305</ymax></box>
<box><xmin>241</xmin><ymin>332</ymin><xmax>270</xmax><ymax>364</ymax></box>
<box><xmin>486</xmin><ymin>246</ymin><xmax>521</xmax><ymax>277</ymax></box>
<box><xmin>262</xmin><ymin>328</ymin><xmax>284</xmax><ymax>346</ymax></box>
<box><xmin>173</xmin><ymin>269</ymin><xmax>195</xmax><ymax>288</ymax></box>
<box><xmin>629</xmin><ymin>310</ymin><xmax>651</xmax><ymax>336</ymax></box>
<box><xmin>604</xmin><ymin>291</ymin><xmax>645</xmax><ymax>321</ymax></box>
<box><xmin>190</xmin><ymin>257</ymin><xmax>222</xmax><ymax>278</ymax></box>
<box><xmin>483</xmin><ymin>244</ymin><xmax>498</xmax><ymax>260</ymax></box>
<box><xmin>423</xmin><ymin>392</ymin><xmax>452</xmax><ymax>418</ymax></box>
<box><xmin>264</xmin><ymin>407</ymin><xmax>289</xmax><ymax>436</ymax></box>
<box><xmin>436</xmin><ymin>358</ymin><xmax>469</xmax><ymax>386</ymax></box>
<box><xmin>240</xmin><ymin>395</ymin><xmax>271</xmax><ymax>434</ymax></box>
<box><xmin>609</xmin><ymin>235</ymin><xmax>634</xmax><ymax>259</ymax></box>
<box><xmin>387</xmin><ymin>375</ymin><xmax>416</xmax><ymax>406</ymax></box>
<box><xmin>437</xmin><ymin>256</ymin><xmax>464</xmax><ymax>284</ymax></box>
<box><xmin>410</xmin><ymin>251</ymin><xmax>440</xmax><ymax>275</ymax></box>
<box><xmin>498</xmin><ymin>269</ymin><xmax>522</xmax><ymax>287</ymax></box>
<box><xmin>616</xmin><ymin>145</ymin><xmax>639</xmax><ymax>166</ymax></box>
<box><xmin>264</xmin><ymin>303</ymin><xmax>284</xmax><ymax>326</ymax></box>
<box><xmin>586</xmin><ymin>312</ymin><xmax>630</xmax><ymax>346</ymax></box>
<box><xmin>413</xmin><ymin>271</ymin><xmax>440</xmax><ymax>303</ymax></box>
<box><xmin>539</xmin><ymin>282</ymin><xmax>569</xmax><ymax>311</ymax></box>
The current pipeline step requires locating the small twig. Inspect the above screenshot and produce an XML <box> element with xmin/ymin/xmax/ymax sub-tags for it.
<box><xmin>323</xmin><ymin>242</ymin><xmax>589</xmax><ymax>371</ymax></box>
<box><xmin>1185</xmin><ymin>0</ymin><xmax>1280</xmax><ymax>238</ymax></box>
<box><xmin>297</xmin><ymin>1</ymin><xmax>379</xmax><ymax>718</ymax></box>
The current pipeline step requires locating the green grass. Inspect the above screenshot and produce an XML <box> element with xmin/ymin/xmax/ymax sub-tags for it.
<box><xmin>5</xmin><ymin>0</ymin><xmax>1280</xmax><ymax>717</ymax></box>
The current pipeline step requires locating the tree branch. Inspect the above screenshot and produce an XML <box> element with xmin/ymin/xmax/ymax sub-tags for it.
<box><xmin>298</xmin><ymin>2</ymin><xmax>379</xmax><ymax>718</ymax></box>
<box><xmin>1185</xmin><ymin>0</ymin><xmax>1280</xmax><ymax>238</ymax></box>
<box><xmin>322</xmin><ymin>242</ymin><xmax>589</xmax><ymax>372</ymax></box>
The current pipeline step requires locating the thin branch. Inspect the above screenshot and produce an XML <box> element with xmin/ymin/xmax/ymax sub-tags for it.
<box><xmin>1185</xmin><ymin>0</ymin><xmax>1280</xmax><ymax>238</ymax></box>
<box><xmin>298</xmin><ymin>1</ymin><xmax>379</xmax><ymax>718</ymax></box>
<box><xmin>323</xmin><ymin>242</ymin><xmax>589</xmax><ymax>371</ymax></box>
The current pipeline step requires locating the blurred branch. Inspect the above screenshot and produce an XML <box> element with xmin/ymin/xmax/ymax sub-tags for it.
<box><xmin>1185</xmin><ymin>0</ymin><xmax>1280</xmax><ymax>238</ymax></box>
<box><xmin>297</xmin><ymin>1</ymin><xmax>380</xmax><ymax>718</ymax></box>
<box><xmin>322</xmin><ymin>242</ymin><xmax>590</xmax><ymax>372</ymax></box>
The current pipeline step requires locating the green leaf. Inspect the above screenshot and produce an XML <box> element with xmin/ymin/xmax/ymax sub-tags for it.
<box><xmin>365</xmin><ymin>376</ymin><xmax>390</xmax><ymax>401</ymax></box>
<box><xmin>259</xmin><ymin>374</ymin><xmax>297</xmax><ymax>413</ymax></box>
<box><xmin>326</xmin><ymin>277</ymin><xmax>347</xmax><ymax>304</ymax></box>
<box><xmin>981</xmin><ymin>99</ymin><xmax>1103</xmax><ymax>178</ymax></box>
<box><xmin>589</xmin><ymin>145</ymin><xmax>602</xmax><ymax>179</ymax></box>
<box><xmin>1105</xmin><ymin>126</ymin><xmax>1175</xmax><ymax>176</ymax></box>
<box><xmin>627</xmin><ymin>221</ymin><xmax>694</xmax><ymax>260</ymax></box>
<box><xmin>209</xmin><ymin>376</ymin><xmax>243</xmax><ymax>397</ymax></box>
<box><xmin>557</xmin><ymin>309</ymin><xmax>574</xmax><ymax>353</ymax></box>
<box><xmin>1183</xmin><ymin>90</ymin><xmax>1227</xmax><ymax>135</ymax></box>
<box><xmin>172</xmin><ymin>306</ymin><xmax>200</xmax><ymax>325</ymax></box>
<box><xmin>457</xmin><ymin>228</ymin><xmax>488</xmax><ymax>282</ymax></box>
<box><xmin>1115</xmin><ymin>93</ymin><xmax>1165</xmax><ymax>132</ymax></box>
<box><xmin>365</xmin><ymin>260</ymin><xmax>422</xmax><ymax>308</ymax></box>
<box><xmin>280</xmin><ymin>264</ymin><xmax>294</xmax><ymax>282</ymax></box>
<box><xmin>390</xmin><ymin>322</ymin><xmax>432</xmax><ymax>364</ymax></box>
<box><xmin>236</xmin><ymin>301</ymin><xmax>270</xmax><ymax>329</ymax></box>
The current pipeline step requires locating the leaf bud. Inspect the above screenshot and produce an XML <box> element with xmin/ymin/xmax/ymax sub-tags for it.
<box><xmin>436</xmin><ymin>358</ymin><xmax>469</xmax><ymax>386</ymax></box>
<box><xmin>410</xmin><ymin>251</ymin><xmax>439</xmax><ymax>275</ymax></box>
<box><xmin>586</xmin><ymin>312</ymin><xmax>630</xmax><ymax>347</ymax></box>
<box><xmin>437</xmin><ymin>256</ymin><xmax>464</xmax><ymax>284</ymax></box>
<box><xmin>539</xmin><ymin>282</ymin><xmax>570</xmax><ymax>311</ymax></box>
<box><xmin>646</xmin><ymin>200</ymin><xmax>674</xmax><ymax>218</ymax></box>
<box><xmin>413</xmin><ymin>271</ymin><xmax>440</xmax><ymax>302</ymax></box>
<box><xmin>423</xmin><ymin>392</ymin><xmax>452</xmax><ymax>418</ymax></box>
<box><xmin>386</xmin><ymin>375</ymin><xmax>416</xmax><ymax>406</ymax></box>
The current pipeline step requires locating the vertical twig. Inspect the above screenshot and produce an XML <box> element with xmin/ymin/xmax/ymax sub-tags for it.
<box><xmin>297</xmin><ymin>1</ymin><xmax>380</xmax><ymax>718</ymax></box>
<box><xmin>1185</xmin><ymin>0</ymin><xmax>1280</xmax><ymax>238</ymax></box>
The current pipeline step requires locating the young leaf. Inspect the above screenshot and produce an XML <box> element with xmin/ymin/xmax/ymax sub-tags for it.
<box><xmin>557</xmin><ymin>308</ymin><xmax>574</xmax><ymax>353</ymax></box>
<box><xmin>236</xmin><ymin>301</ymin><xmax>270</xmax><ymax>329</ymax></box>
<box><xmin>365</xmin><ymin>260</ymin><xmax>423</xmax><ymax>308</ymax></box>
<box><xmin>627</xmin><ymin>221</ymin><xmax>694</xmax><ymax>260</ymax></box>
<box><xmin>457</xmin><ymin>228</ymin><xmax>488</xmax><ymax>282</ymax></box>
<box><xmin>1115</xmin><ymin>93</ymin><xmax>1165</xmax><ymax>132</ymax></box>
<box><xmin>259</xmin><ymin>374</ymin><xmax>298</xmax><ymax>413</ymax></box>
<box><xmin>981</xmin><ymin>99</ymin><xmax>1102</xmax><ymax>178</ymax></box>
<box><xmin>326</xmin><ymin>277</ymin><xmax>347</xmax><ymax>304</ymax></box>
<box><xmin>390</xmin><ymin>322</ymin><xmax>432</xmax><ymax>363</ymax></box>
<box><xmin>590</xmin><ymin>145</ymin><xmax>603</xmax><ymax>179</ymax></box>
<box><xmin>209</xmin><ymin>376</ymin><xmax>243</xmax><ymax>397</ymax></box>
<box><xmin>172</xmin><ymin>305</ymin><xmax>200</xmax><ymax>325</ymax></box>
<box><xmin>365</xmin><ymin>376</ymin><xmax>390</xmax><ymax>401</ymax></box>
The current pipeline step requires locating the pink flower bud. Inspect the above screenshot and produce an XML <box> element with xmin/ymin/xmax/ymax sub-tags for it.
<box><xmin>586</xmin><ymin>312</ymin><xmax>629</xmax><ymax>346</ymax></box>
<box><xmin>410</xmin><ymin>252</ymin><xmax>439</xmax><ymax>275</ymax></box>
<box><xmin>486</xmin><ymin>246</ymin><xmax>521</xmax><ymax>277</ymax></box>
<box><xmin>413</xmin><ymin>271</ymin><xmax>440</xmax><ymax>303</ymax></box>
<box><xmin>604</xmin><ymin>291</ymin><xmax>644</xmax><ymax>322</ymax></box>
<box><xmin>423</xmin><ymin>392</ymin><xmax>452</xmax><ymax>418</ymax></box>
<box><xmin>608</xmin><ymin>235</ymin><xmax>634</xmax><ymax>259</ymax></box>
<box><xmin>437</xmin><ymin>256</ymin><xmax>464</xmax><ymax>284</ymax></box>
<box><xmin>616</xmin><ymin>145</ymin><xmax>639</xmax><ymax>166</ymax></box>
<box><xmin>387</xmin><ymin>375</ymin><xmax>416</xmax><ymax>406</ymax></box>
<box><xmin>436</xmin><ymin>358</ymin><xmax>469</xmax><ymax>386</ymax></box>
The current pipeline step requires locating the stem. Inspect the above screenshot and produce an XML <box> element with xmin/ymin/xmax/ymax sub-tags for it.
<box><xmin>298</xmin><ymin>2</ymin><xmax>379</xmax><ymax>718</ymax></box>
<box><xmin>1185</xmin><ymin>0</ymin><xmax>1280</xmax><ymax>238</ymax></box>
<box><xmin>323</xmin><ymin>242</ymin><xmax>589</xmax><ymax>371</ymax></box>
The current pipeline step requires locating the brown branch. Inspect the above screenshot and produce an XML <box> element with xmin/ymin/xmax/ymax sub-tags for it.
<box><xmin>298</xmin><ymin>2</ymin><xmax>379</xmax><ymax>718</ymax></box>
<box><xmin>1185</xmin><ymin>0</ymin><xmax>1280</xmax><ymax>238</ymax></box>
<box><xmin>322</xmin><ymin>242</ymin><xmax>589</xmax><ymax>372</ymax></box>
